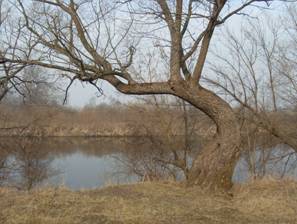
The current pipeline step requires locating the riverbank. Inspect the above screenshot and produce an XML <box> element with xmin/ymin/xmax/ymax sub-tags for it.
<box><xmin>1</xmin><ymin>179</ymin><xmax>296</xmax><ymax>224</ymax></box>
<box><xmin>0</xmin><ymin>103</ymin><xmax>214</xmax><ymax>137</ymax></box>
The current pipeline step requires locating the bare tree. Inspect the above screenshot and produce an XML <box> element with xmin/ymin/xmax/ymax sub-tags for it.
<box><xmin>0</xmin><ymin>0</ymin><xmax>24</xmax><ymax>100</ymax></box>
<box><xmin>280</xmin><ymin>5</ymin><xmax>297</xmax><ymax>108</ymax></box>
<box><xmin>0</xmin><ymin>138</ymin><xmax>56</xmax><ymax>190</ymax></box>
<box><xmin>0</xmin><ymin>0</ymin><xmax>288</xmax><ymax>190</ymax></box>
<box><xmin>128</xmin><ymin>95</ymin><xmax>206</xmax><ymax>180</ymax></box>
<box><xmin>0</xmin><ymin>0</ymin><xmax>51</xmax><ymax>102</ymax></box>
<box><xmin>114</xmin><ymin>145</ymin><xmax>181</xmax><ymax>182</ymax></box>
<box><xmin>206</xmin><ymin>10</ymin><xmax>297</xmax><ymax>163</ymax></box>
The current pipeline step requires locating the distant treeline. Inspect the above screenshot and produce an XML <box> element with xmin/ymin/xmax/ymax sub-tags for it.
<box><xmin>0</xmin><ymin>102</ymin><xmax>212</xmax><ymax>137</ymax></box>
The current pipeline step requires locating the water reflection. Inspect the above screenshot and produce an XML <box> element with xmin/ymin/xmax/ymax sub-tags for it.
<box><xmin>0</xmin><ymin>137</ymin><xmax>142</xmax><ymax>190</ymax></box>
<box><xmin>233</xmin><ymin>144</ymin><xmax>297</xmax><ymax>182</ymax></box>
<box><xmin>0</xmin><ymin>138</ymin><xmax>56</xmax><ymax>190</ymax></box>
<box><xmin>0</xmin><ymin>137</ymin><xmax>297</xmax><ymax>190</ymax></box>
<box><xmin>49</xmin><ymin>153</ymin><xmax>130</xmax><ymax>190</ymax></box>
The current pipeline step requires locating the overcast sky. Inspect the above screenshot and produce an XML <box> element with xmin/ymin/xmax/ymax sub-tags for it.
<box><xmin>67</xmin><ymin>80</ymin><xmax>134</xmax><ymax>108</ymax></box>
<box><xmin>65</xmin><ymin>1</ymin><xmax>287</xmax><ymax>108</ymax></box>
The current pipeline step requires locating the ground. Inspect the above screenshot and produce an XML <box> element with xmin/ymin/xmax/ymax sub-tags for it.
<box><xmin>0</xmin><ymin>179</ymin><xmax>297</xmax><ymax>224</ymax></box>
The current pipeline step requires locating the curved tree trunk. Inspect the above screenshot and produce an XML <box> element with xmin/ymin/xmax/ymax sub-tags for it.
<box><xmin>187</xmin><ymin>133</ymin><xmax>240</xmax><ymax>190</ymax></box>
<box><xmin>173</xmin><ymin>82</ymin><xmax>241</xmax><ymax>190</ymax></box>
<box><xmin>114</xmin><ymin>79</ymin><xmax>241</xmax><ymax>190</ymax></box>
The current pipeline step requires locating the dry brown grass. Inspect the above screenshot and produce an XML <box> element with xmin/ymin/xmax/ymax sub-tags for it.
<box><xmin>1</xmin><ymin>179</ymin><xmax>297</xmax><ymax>224</ymax></box>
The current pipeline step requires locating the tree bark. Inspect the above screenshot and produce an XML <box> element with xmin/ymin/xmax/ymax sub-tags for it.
<box><xmin>113</xmin><ymin>79</ymin><xmax>241</xmax><ymax>190</ymax></box>
<box><xmin>172</xmin><ymin>82</ymin><xmax>241</xmax><ymax>190</ymax></box>
<box><xmin>187</xmin><ymin>133</ymin><xmax>240</xmax><ymax>190</ymax></box>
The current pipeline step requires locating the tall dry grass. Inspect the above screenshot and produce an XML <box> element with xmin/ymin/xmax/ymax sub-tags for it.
<box><xmin>1</xmin><ymin>179</ymin><xmax>297</xmax><ymax>224</ymax></box>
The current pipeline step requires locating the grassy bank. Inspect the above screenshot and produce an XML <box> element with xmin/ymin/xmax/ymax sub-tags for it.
<box><xmin>1</xmin><ymin>179</ymin><xmax>297</xmax><ymax>224</ymax></box>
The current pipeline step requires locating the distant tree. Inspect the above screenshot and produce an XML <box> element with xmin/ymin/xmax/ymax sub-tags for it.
<box><xmin>14</xmin><ymin>66</ymin><xmax>61</xmax><ymax>105</ymax></box>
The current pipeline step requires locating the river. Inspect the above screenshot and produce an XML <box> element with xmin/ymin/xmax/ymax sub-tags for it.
<box><xmin>0</xmin><ymin>137</ymin><xmax>296</xmax><ymax>190</ymax></box>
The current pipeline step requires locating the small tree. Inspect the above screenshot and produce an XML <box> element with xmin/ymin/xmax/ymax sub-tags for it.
<box><xmin>128</xmin><ymin>95</ymin><xmax>206</xmax><ymax>180</ymax></box>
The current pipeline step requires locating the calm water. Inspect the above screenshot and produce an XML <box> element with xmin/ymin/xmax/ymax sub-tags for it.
<box><xmin>0</xmin><ymin>137</ymin><xmax>145</xmax><ymax>190</ymax></box>
<box><xmin>48</xmin><ymin>152</ymin><xmax>130</xmax><ymax>189</ymax></box>
<box><xmin>0</xmin><ymin>137</ymin><xmax>296</xmax><ymax>190</ymax></box>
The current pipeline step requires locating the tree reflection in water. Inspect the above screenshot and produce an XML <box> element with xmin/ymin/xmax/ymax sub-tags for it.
<box><xmin>113</xmin><ymin>138</ymin><xmax>297</xmax><ymax>183</ymax></box>
<box><xmin>0</xmin><ymin>138</ymin><xmax>57</xmax><ymax>190</ymax></box>
<box><xmin>0</xmin><ymin>137</ymin><xmax>297</xmax><ymax>190</ymax></box>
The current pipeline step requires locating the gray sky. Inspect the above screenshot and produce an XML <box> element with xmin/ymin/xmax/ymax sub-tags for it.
<box><xmin>68</xmin><ymin>80</ymin><xmax>134</xmax><ymax>108</ymax></box>
<box><xmin>65</xmin><ymin>1</ymin><xmax>287</xmax><ymax>108</ymax></box>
